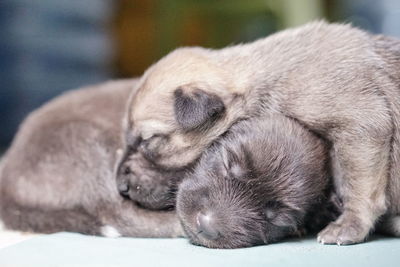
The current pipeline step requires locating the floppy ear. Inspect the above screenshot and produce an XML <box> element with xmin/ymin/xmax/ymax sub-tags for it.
<box><xmin>265</xmin><ymin>201</ymin><xmax>302</xmax><ymax>229</ymax></box>
<box><xmin>223</xmin><ymin>146</ymin><xmax>255</xmax><ymax>181</ymax></box>
<box><xmin>173</xmin><ymin>88</ymin><xmax>225</xmax><ymax>131</ymax></box>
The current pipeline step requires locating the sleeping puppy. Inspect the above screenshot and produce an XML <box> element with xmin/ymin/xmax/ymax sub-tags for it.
<box><xmin>118</xmin><ymin>21</ymin><xmax>400</xmax><ymax>245</ymax></box>
<box><xmin>177</xmin><ymin>115</ymin><xmax>340</xmax><ymax>248</ymax></box>
<box><xmin>0</xmin><ymin>79</ymin><xmax>183</xmax><ymax>237</ymax></box>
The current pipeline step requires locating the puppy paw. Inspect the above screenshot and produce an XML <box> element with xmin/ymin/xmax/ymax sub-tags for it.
<box><xmin>317</xmin><ymin>218</ymin><xmax>368</xmax><ymax>245</ymax></box>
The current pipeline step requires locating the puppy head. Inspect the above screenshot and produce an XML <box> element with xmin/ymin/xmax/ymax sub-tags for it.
<box><xmin>177</xmin><ymin>116</ymin><xmax>331</xmax><ymax>248</ymax></box>
<box><xmin>115</xmin><ymin>150</ymin><xmax>186</xmax><ymax>210</ymax></box>
<box><xmin>116</xmin><ymin>48</ymin><xmax>242</xmax><ymax>209</ymax></box>
<box><xmin>124</xmin><ymin>47</ymin><xmax>241</xmax><ymax>169</ymax></box>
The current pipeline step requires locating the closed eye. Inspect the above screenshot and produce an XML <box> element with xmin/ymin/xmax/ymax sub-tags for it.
<box><xmin>126</xmin><ymin>133</ymin><xmax>142</xmax><ymax>151</ymax></box>
<box><xmin>140</xmin><ymin>134</ymin><xmax>167</xmax><ymax>152</ymax></box>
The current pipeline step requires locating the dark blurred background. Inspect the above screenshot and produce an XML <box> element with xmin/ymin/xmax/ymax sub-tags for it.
<box><xmin>1</xmin><ymin>0</ymin><xmax>400</xmax><ymax>152</ymax></box>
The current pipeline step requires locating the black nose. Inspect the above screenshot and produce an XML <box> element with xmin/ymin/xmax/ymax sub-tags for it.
<box><xmin>118</xmin><ymin>181</ymin><xmax>130</xmax><ymax>197</ymax></box>
<box><xmin>196</xmin><ymin>212</ymin><xmax>220</xmax><ymax>240</ymax></box>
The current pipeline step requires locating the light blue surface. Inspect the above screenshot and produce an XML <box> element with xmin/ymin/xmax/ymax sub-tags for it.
<box><xmin>0</xmin><ymin>233</ymin><xmax>399</xmax><ymax>267</ymax></box>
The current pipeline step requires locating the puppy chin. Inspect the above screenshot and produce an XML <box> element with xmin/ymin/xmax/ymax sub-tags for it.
<box><xmin>130</xmin><ymin>194</ymin><xmax>175</xmax><ymax>211</ymax></box>
<box><xmin>135</xmin><ymin>201</ymin><xmax>174</xmax><ymax>211</ymax></box>
<box><xmin>182</xmin><ymin>225</ymin><xmax>264</xmax><ymax>249</ymax></box>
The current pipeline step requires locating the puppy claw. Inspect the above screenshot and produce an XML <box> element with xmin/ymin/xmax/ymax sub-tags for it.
<box><xmin>318</xmin><ymin>219</ymin><xmax>368</xmax><ymax>246</ymax></box>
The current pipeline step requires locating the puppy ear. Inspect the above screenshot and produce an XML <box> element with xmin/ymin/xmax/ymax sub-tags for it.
<box><xmin>224</xmin><ymin>147</ymin><xmax>254</xmax><ymax>181</ymax></box>
<box><xmin>173</xmin><ymin>88</ymin><xmax>225</xmax><ymax>131</ymax></box>
<box><xmin>265</xmin><ymin>201</ymin><xmax>301</xmax><ymax>229</ymax></box>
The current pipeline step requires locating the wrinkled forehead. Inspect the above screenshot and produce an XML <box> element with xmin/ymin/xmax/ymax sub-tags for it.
<box><xmin>127</xmin><ymin>109</ymin><xmax>175</xmax><ymax>140</ymax></box>
<box><xmin>126</xmin><ymin>105</ymin><xmax>175</xmax><ymax>143</ymax></box>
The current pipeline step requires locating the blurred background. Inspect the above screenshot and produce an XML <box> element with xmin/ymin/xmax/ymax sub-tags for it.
<box><xmin>1</xmin><ymin>0</ymin><xmax>400</xmax><ymax>151</ymax></box>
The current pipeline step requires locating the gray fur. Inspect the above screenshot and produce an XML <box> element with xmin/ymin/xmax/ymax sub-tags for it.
<box><xmin>177</xmin><ymin>115</ymin><xmax>340</xmax><ymax>248</ymax></box>
<box><xmin>122</xmin><ymin>21</ymin><xmax>400</xmax><ymax>245</ymax></box>
<box><xmin>0</xmin><ymin>79</ymin><xmax>183</xmax><ymax>237</ymax></box>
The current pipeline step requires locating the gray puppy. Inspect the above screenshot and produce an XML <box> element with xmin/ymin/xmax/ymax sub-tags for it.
<box><xmin>177</xmin><ymin>115</ymin><xmax>340</xmax><ymax>248</ymax></box>
<box><xmin>0</xmin><ymin>79</ymin><xmax>183</xmax><ymax>237</ymax></box>
<box><xmin>118</xmin><ymin>21</ymin><xmax>400</xmax><ymax>245</ymax></box>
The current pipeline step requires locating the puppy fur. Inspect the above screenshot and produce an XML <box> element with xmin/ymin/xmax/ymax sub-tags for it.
<box><xmin>0</xmin><ymin>79</ymin><xmax>183</xmax><ymax>237</ymax></box>
<box><xmin>177</xmin><ymin>115</ymin><xmax>340</xmax><ymax>248</ymax></box>
<box><xmin>120</xmin><ymin>21</ymin><xmax>400</xmax><ymax>245</ymax></box>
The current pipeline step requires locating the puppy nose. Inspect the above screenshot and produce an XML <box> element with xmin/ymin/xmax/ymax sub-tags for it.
<box><xmin>118</xmin><ymin>182</ymin><xmax>130</xmax><ymax>197</ymax></box>
<box><xmin>196</xmin><ymin>212</ymin><xmax>220</xmax><ymax>240</ymax></box>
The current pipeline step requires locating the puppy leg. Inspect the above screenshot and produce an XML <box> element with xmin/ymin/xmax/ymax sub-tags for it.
<box><xmin>318</xmin><ymin>136</ymin><xmax>390</xmax><ymax>245</ymax></box>
<box><xmin>100</xmin><ymin>200</ymin><xmax>184</xmax><ymax>238</ymax></box>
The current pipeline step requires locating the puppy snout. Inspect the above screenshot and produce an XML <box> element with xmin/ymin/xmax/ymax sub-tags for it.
<box><xmin>118</xmin><ymin>181</ymin><xmax>130</xmax><ymax>197</ymax></box>
<box><xmin>196</xmin><ymin>212</ymin><xmax>220</xmax><ymax>240</ymax></box>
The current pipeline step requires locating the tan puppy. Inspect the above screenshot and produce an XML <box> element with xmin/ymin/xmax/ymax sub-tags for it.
<box><xmin>117</xmin><ymin>21</ymin><xmax>400</xmax><ymax>245</ymax></box>
<box><xmin>0</xmin><ymin>79</ymin><xmax>183</xmax><ymax>237</ymax></box>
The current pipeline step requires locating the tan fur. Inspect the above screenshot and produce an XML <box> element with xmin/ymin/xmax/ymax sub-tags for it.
<box><xmin>123</xmin><ymin>21</ymin><xmax>400</xmax><ymax>245</ymax></box>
